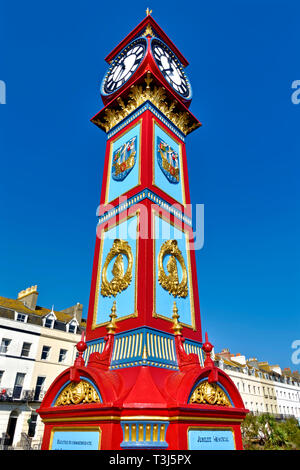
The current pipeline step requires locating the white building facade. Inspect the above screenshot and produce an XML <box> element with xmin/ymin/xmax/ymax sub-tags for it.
<box><xmin>0</xmin><ymin>286</ymin><xmax>85</xmax><ymax>449</ymax></box>
<box><xmin>215</xmin><ymin>350</ymin><xmax>300</xmax><ymax>420</ymax></box>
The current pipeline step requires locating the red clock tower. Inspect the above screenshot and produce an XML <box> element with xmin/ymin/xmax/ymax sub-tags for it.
<box><xmin>38</xmin><ymin>13</ymin><xmax>248</xmax><ymax>451</ymax></box>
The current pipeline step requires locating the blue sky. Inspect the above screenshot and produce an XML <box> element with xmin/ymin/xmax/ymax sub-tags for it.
<box><xmin>0</xmin><ymin>0</ymin><xmax>299</xmax><ymax>371</ymax></box>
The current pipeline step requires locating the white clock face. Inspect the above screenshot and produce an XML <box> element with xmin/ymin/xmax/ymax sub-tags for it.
<box><xmin>102</xmin><ymin>38</ymin><xmax>147</xmax><ymax>95</ymax></box>
<box><xmin>151</xmin><ymin>39</ymin><xmax>191</xmax><ymax>99</ymax></box>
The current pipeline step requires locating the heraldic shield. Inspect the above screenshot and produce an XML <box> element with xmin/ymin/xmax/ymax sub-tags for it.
<box><xmin>157</xmin><ymin>137</ymin><xmax>180</xmax><ymax>184</ymax></box>
<box><xmin>112</xmin><ymin>136</ymin><xmax>137</xmax><ymax>181</ymax></box>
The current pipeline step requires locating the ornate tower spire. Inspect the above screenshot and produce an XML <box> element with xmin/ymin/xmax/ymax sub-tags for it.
<box><xmin>38</xmin><ymin>15</ymin><xmax>248</xmax><ymax>452</ymax></box>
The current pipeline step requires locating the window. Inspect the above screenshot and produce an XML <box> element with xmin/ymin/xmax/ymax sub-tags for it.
<box><xmin>21</xmin><ymin>342</ymin><xmax>31</xmax><ymax>357</ymax></box>
<box><xmin>41</xmin><ymin>346</ymin><xmax>51</xmax><ymax>360</ymax></box>
<box><xmin>58</xmin><ymin>349</ymin><xmax>67</xmax><ymax>363</ymax></box>
<box><xmin>34</xmin><ymin>376</ymin><xmax>45</xmax><ymax>401</ymax></box>
<box><xmin>13</xmin><ymin>372</ymin><xmax>25</xmax><ymax>399</ymax></box>
<box><xmin>28</xmin><ymin>412</ymin><xmax>38</xmax><ymax>437</ymax></box>
<box><xmin>0</xmin><ymin>370</ymin><xmax>4</xmax><ymax>385</ymax></box>
<box><xmin>44</xmin><ymin>315</ymin><xmax>55</xmax><ymax>329</ymax></box>
<box><xmin>67</xmin><ymin>321</ymin><xmax>78</xmax><ymax>334</ymax></box>
<box><xmin>15</xmin><ymin>312</ymin><xmax>27</xmax><ymax>323</ymax></box>
<box><xmin>0</xmin><ymin>338</ymin><xmax>11</xmax><ymax>354</ymax></box>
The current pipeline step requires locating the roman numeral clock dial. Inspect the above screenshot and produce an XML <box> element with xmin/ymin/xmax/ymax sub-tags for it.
<box><xmin>101</xmin><ymin>38</ymin><xmax>147</xmax><ymax>96</ymax></box>
<box><xmin>151</xmin><ymin>38</ymin><xmax>192</xmax><ymax>99</ymax></box>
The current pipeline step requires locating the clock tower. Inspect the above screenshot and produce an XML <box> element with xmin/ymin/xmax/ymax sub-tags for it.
<box><xmin>38</xmin><ymin>13</ymin><xmax>248</xmax><ymax>451</ymax></box>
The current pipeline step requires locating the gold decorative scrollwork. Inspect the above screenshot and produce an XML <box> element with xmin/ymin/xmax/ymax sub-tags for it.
<box><xmin>92</xmin><ymin>73</ymin><xmax>200</xmax><ymax>136</ymax></box>
<box><xmin>189</xmin><ymin>381</ymin><xmax>231</xmax><ymax>407</ymax></box>
<box><xmin>101</xmin><ymin>239</ymin><xmax>133</xmax><ymax>297</ymax></box>
<box><xmin>158</xmin><ymin>239</ymin><xmax>188</xmax><ymax>298</ymax></box>
<box><xmin>55</xmin><ymin>380</ymin><xmax>100</xmax><ymax>406</ymax></box>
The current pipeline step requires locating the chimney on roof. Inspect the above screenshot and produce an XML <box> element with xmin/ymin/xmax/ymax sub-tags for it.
<box><xmin>217</xmin><ymin>349</ymin><xmax>231</xmax><ymax>360</ymax></box>
<box><xmin>17</xmin><ymin>285</ymin><xmax>38</xmax><ymax>310</ymax></box>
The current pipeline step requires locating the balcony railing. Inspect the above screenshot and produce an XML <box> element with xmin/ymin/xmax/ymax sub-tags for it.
<box><xmin>0</xmin><ymin>388</ymin><xmax>46</xmax><ymax>402</ymax></box>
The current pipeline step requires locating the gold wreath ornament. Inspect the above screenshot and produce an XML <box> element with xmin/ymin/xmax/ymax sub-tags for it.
<box><xmin>189</xmin><ymin>381</ymin><xmax>231</xmax><ymax>407</ymax></box>
<box><xmin>55</xmin><ymin>380</ymin><xmax>100</xmax><ymax>406</ymax></box>
<box><xmin>158</xmin><ymin>239</ymin><xmax>188</xmax><ymax>298</ymax></box>
<box><xmin>101</xmin><ymin>239</ymin><xmax>133</xmax><ymax>297</ymax></box>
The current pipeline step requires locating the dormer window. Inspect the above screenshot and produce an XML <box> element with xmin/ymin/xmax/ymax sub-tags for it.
<box><xmin>15</xmin><ymin>312</ymin><xmax>28</xmax><ymax>323</ymax></box>
<box><xmin>67</xmin><ymin>319</ymin><xmax>78</xmax><ymax>334</ymax></box>
<box><xmin>43</xmin><ymin>311</ymin><xmax>56</xmax><ymax>329</ymax></box>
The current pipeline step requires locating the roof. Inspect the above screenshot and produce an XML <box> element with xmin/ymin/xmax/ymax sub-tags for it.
<box><xmin>215</xmin><ymin>353</ymin><xmax>300</xmax><ymax>383</ymax></box>
<box><xmin>0</xmin><ymin>295</ymin><xmax>86</xmax><ymax>326</ymax></box>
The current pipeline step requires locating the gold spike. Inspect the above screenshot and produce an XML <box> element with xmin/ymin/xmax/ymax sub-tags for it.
<box><xmin>171</xmin><ymin>301</ymin><xmax>183</xmax><ymax>335</ymax></box>
<box><xmin>106</xmin><ymin>301</ymin><xmax>118</xmax><ymax>334</ymax></box>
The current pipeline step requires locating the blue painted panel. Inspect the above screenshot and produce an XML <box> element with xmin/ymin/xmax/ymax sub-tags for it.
<box><xmin>154</xmin><ymin>215</ymin><xmax>193</xmax><ymax>327</ymax></box>
<box><xmin>188</xmin><ymin>429</ymin><xmax>235</xmax><ymax>450</ymax></box>
<box><xmin>51</xmin><ymin>431</ymin><xmax>100</xmax><ymax>450</ymax></box>
<box><xmin>154</xmin><ymin>123</ymin><xmax>184</xmax><ymax>205</ymax></box>
<box><xmin>107</xmin><ymin>123</ymin><xmax>141</xmax><ymax>203</ymax></box>
<box><xmin>95</xmin><ymin>215</ymin><xmax>138</xmax><ymax>325</ymax></box>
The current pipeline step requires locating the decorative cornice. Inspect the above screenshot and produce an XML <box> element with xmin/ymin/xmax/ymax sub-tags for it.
<box><xmin>92</xmin><ymin>73</ymin><xmax>200</xmax><ymax>136</ymax></box>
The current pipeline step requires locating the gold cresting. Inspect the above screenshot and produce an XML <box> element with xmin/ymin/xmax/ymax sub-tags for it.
<box><xmin>55</xmin><ymin>380</ymin><xmax>101</xmax><ymax>406</ymax></box>
<box><xmin>101</xmin><ymin>239</ymin><xmax>133</xmax><ymax>297</ymax></box>
<box><xmin>158</xmin><ymin>239</ymin><xmax>188</xmax><ymax>298</ymax></box>
<box><xmin>92</xmin><ymin>73</ymin><xmax>199</xmax><ymax>135</ymax></box>
<box><xmin>189</xmin><ymin>381</ymin><xmax>232</xmax><ymax>407</ymax></box>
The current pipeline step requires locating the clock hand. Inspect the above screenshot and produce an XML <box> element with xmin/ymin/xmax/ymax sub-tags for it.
<box><xmin>114</xmin><ymin>61</ymin><xmax>126</xmax><ymax>82</ymax></box>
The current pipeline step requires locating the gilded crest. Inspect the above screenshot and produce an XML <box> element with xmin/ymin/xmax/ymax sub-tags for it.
<box><xmin>157</xmin><ymin>137</ymin><xmax>180</xmax><ymax>184</ymax></box>
<box><xmin>112</xmin><ymin>136</ymin><xmax>137</xmax><ymax>181</ymax></box>
<box><xmin>189</xmin><ymin>381</ymin><xmax>231</xmax><ymax>407</ymax></box>
<box><xmin>101</xmin><ymin>239</ymin><xmax>133</xmax><ymax>297</ymax></box>
<box><xmin>55</xmin><ymin>380</ymin><xmax>101</xmax><ymax>406</ymax></box>
<box><xmin>158</xmin><ymin>240</ymin><xmax>188</xmax><ymax>298</ymax></box>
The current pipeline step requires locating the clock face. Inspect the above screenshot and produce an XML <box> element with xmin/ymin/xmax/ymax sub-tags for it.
<box><xmin>102</xmin><ymin>38</ymin><xmax>147</xmax><ymax>95</ymax></box>
<box><xmin>151</xmin><ymin>38</ymin><xmax>191</xmax><ymax>99</ymax></box>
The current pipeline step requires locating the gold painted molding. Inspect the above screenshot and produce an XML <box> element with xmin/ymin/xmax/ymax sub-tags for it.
<box><xmin>189</xmin><ymin>381</ymin><xmax>232</xmax><ymax>407</ymax></box>
<box><xmin>92</xmin><ymin>73</ymin><xmax>199</xmax><ymax>135</ymax></box>
<box><xmin>158</xmin><ymin>239</ymin><xmax>188</xmax><ymax>298</ymax></box>
<box><xmin>54</xmin><ymin>380</ymin><xmax>100</xmax><ymax>407</ymax></box>
<box><xmin>101</xmin><ymin>239</ymin><xmax>133</xmax><ymax>297</ymax></box>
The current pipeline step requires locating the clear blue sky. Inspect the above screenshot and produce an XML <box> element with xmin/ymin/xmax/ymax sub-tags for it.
<box><xmin>1</xmin><ymin>0</ymin><xmax>299</xmax><ymax>372</ymax></box>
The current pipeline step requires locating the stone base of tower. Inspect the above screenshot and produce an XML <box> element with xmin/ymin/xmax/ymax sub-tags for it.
<box><xmin>37</xmin><ymin>335</ymin><xmax>248</xmax><ymax>451</ymax></box>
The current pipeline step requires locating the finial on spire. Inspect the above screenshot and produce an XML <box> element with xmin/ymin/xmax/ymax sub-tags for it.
<box><xmin>74</xmin><ymin>329</ymin><xmax>87</xmax><ymax>368</ymax></box>
<box><xmin>106</xmin><ymin>300</ymin><xmax>118</xmax><ymax>334</ymax></box>
<box><xmin>202</xmin><ymin>331</ymin><xmax>214</xmax><ymax>368</ymax></box>
<box><xmin>171</xmin><ymin>301</ymin><xmax>183</xmax><ymax>336</ymax></box>
<box><xmin>146</xmin><ymin>7</ymin><xmax>152</xmax><ymax>16</ymax></box>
